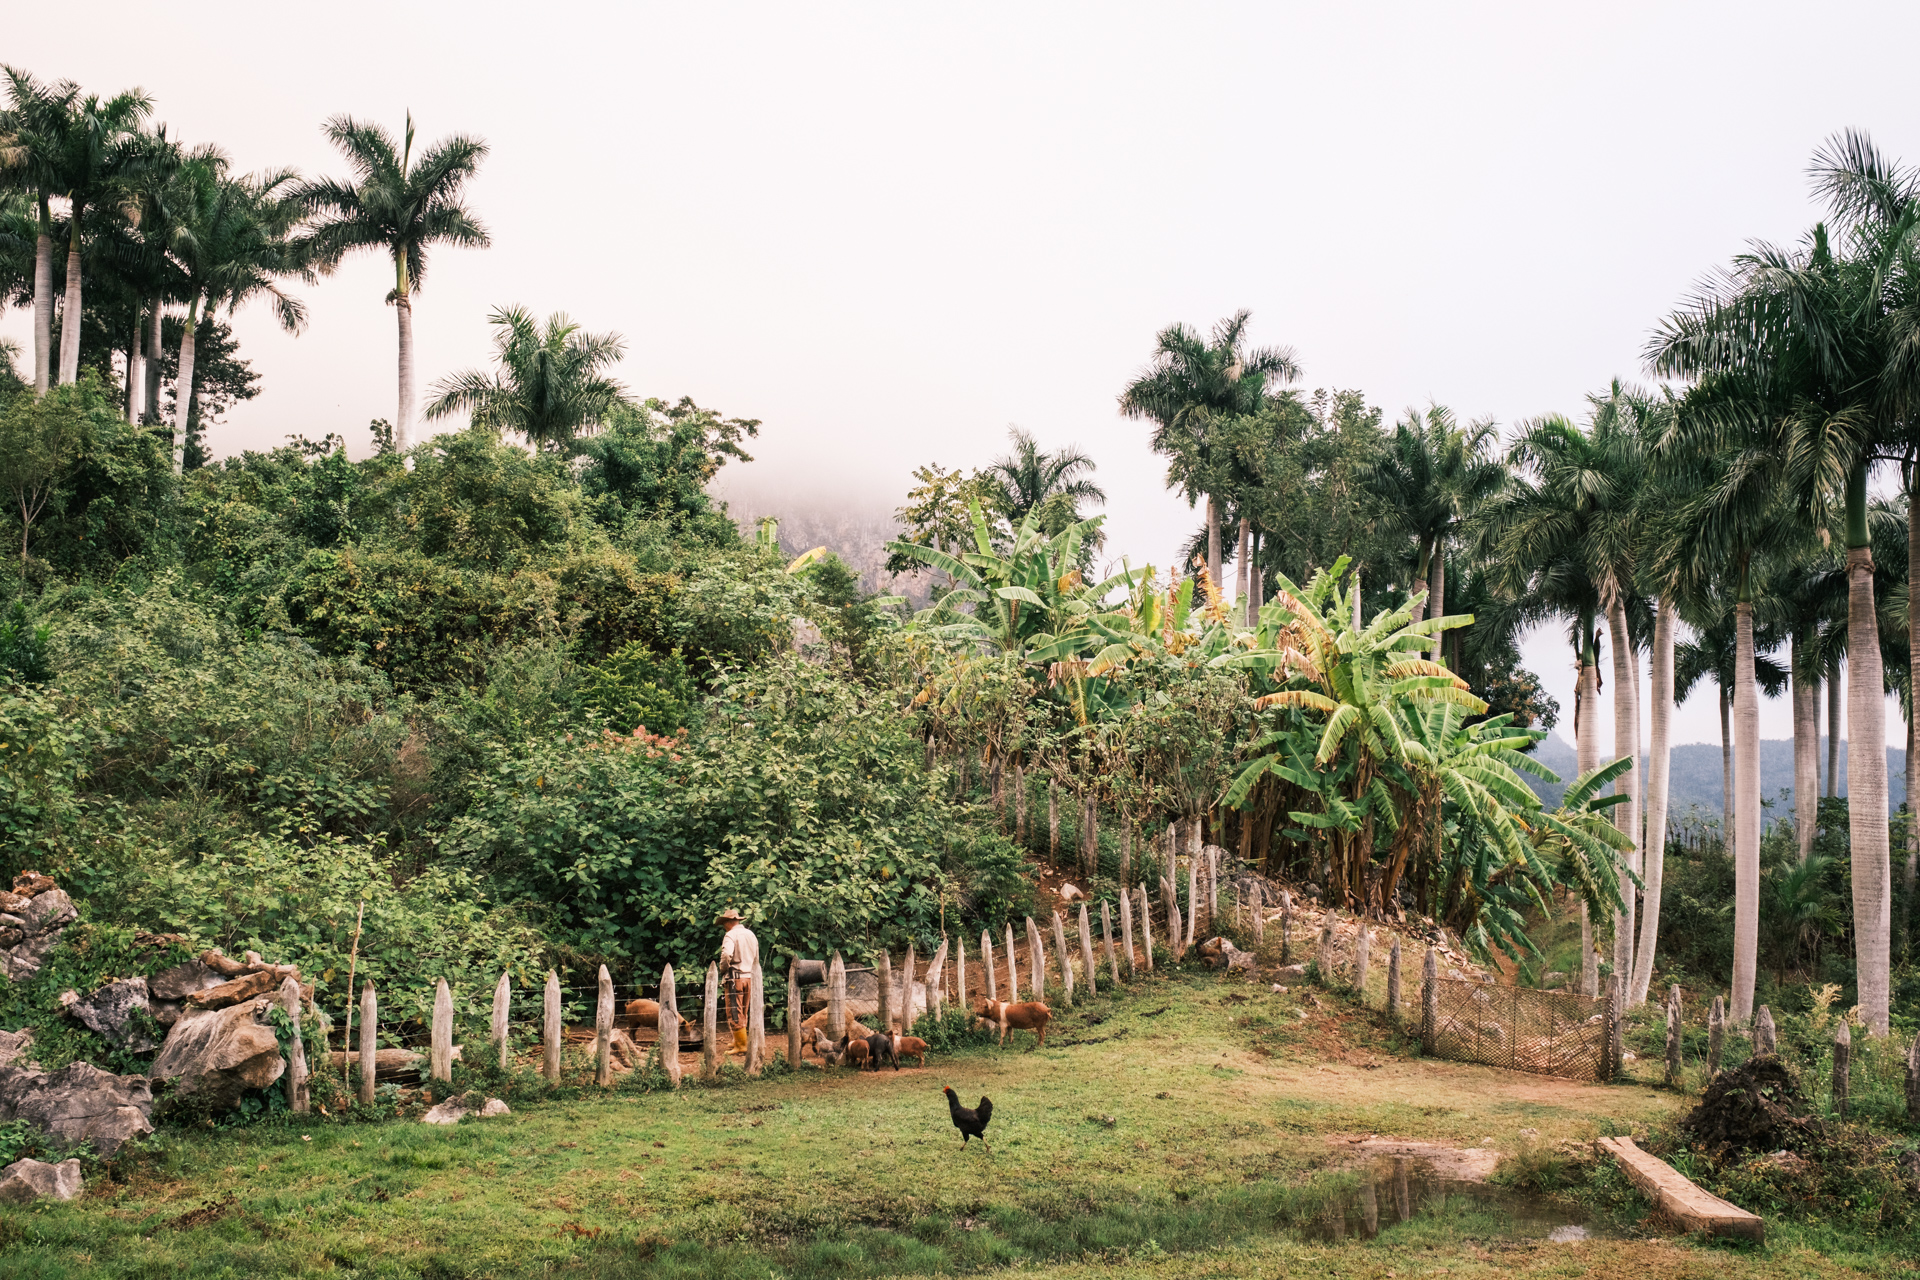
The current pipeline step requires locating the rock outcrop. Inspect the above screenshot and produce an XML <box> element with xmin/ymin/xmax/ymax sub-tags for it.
<box><xmin>0</xmin><ymin>1157</ymin><xmax>82</xmax><ymax>1203</ymax></box>
<box><xmin>149</xmin><ymin>996</ymin><xmax>285</xmax><ymax>1108</ymax></box>
<box><xmin>0</xmin><ymin>1028</ymin><xmax>34</xmax><ymax>1069</ymax></box>
<box><xmin>0</xmin><ymin>1061</ymin><xmax>154</xmax><ymax>1156</ymax></box>
<box><xmin>67</xmin><ymin>977</ymin><xmax>158</xmax><ymax>1053</ymax></box>
<box><xmin>0</xmin><ymin>872</ymin><xmax>77</xmax><ymax>982</ymax></box>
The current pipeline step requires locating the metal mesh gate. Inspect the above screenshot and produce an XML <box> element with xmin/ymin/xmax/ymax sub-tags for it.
<box><xmin>1423</xmin><ymin>979</ymin><xmax>1612</xmax><ymax>1081</ymax></box>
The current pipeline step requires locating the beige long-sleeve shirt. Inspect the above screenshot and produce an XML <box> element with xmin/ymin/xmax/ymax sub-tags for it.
<box><xmin>720</xmin><ymin>924</ymin><xmax>760</xmax><ymax>979</ymax></box>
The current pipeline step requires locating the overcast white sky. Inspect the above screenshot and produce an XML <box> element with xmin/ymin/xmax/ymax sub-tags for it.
<box><xmin>8</xmin><ymin>0</ymin><xmax>1918</xmax><ymax>751</ymax></box>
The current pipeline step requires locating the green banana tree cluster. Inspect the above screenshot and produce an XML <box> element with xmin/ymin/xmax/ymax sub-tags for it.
<box><xmin>1220</xmin><ymin>559</ymin><xmax>1631</xmax><ymax>960</ymax></box>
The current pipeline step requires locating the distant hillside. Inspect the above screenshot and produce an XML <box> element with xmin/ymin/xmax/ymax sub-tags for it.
<box><xmin>1522</xmin><ymin>734</ymin><xmax>1907</xmax><ymax>826</ymax></box>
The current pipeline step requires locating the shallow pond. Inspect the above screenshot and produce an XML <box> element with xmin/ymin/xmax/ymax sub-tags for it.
<box><xmin>1298</xmin><ymin>1155</ymin><xmax>1592</xmax><ymax>1243</ymax></box>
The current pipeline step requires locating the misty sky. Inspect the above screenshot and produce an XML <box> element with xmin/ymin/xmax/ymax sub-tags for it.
<box><xmin>9</xmin><ymin>0</ymin><xmax>1918</xmax><ymax>752</ymax></box>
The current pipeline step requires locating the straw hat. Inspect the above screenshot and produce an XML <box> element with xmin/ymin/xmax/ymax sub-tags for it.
<box><xmin>715</xmin><ymin>908</ymin><xmax>744</xmax><ymax>926</ymax></box>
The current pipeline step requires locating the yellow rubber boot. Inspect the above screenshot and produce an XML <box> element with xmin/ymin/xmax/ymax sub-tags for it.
<box><xmin>732</xmin><ymin>1027</ymin><xmax>749</xmax><ymax>1055</ymax></box>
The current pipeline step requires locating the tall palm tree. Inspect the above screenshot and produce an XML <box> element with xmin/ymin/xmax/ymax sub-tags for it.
<box><xmin>46</xmin><ymin>87</ymin><xmax>151</xmax><ymax>387</ymax></box>
<box><xmin>423</xmin><ymin>305</ymin><xmax>629</xmax><ymax>450</ymax></box>
<box><xmin>1118</xmin><ymin>310</ymin><xmax>1300</xmax><ymax>589</ymax></box>
<box><xmin>300</xmin><ymin>113</ymin><xmax>489</xmax><ymax>454</ymax></box>
<box><xmin>980</xmin><ymin>426</ymin><xmax>1106</xmax><ymax>542</ymax></box>
<box><xmin>1482</xmin><ymin>406</ymin><xmax>1648</xmax><ymax>988</ymax></box>
<box><xmin>1650</xmin><ymin>205</ymin><xmax>1898</xmax><ymax>1033</ymax></box>
<box><xmin>1366</xmin><ymin>405</ymin><xmax>1503</xmax><ymax>643</ymax></box>
<box><xmin>162</xmin><ymin>156</ymin><xmax>310</xmax><ymax>471</ymax></box>
<box><xmin>1</xmin><ymin>67</ymin><xmax>81</xmax><ymax>394</ymax></box>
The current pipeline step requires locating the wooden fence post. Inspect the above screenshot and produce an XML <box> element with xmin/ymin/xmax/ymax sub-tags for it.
<box><xmin>491</xmin><ymin>973</ymin><xmax>511</xmax><ymax>1072</ymax></box>
<box><xmin>593</xmin><ymin>965</ymin><xmax>614</xmax><ymax>1087</ymax></box>
<box><xmin>787</xmin><ymin>959</ymin><xmax>802</xmax><ymax>1068</ymax></box>
<box><xmin>1250</xmin><ymin>881</ymin><xmax>1264</xmax><ymax>946</ymax></box>
<box><xmin>543</xmin><ymin>971</ymin><xmax>562</xmax><ymax>1082</ymax></box>
<box><xmin>1421</xmin><ymin>947</ymin><xmax>1437</xmax><ymax>1051</ymax></box>
<box><xmin>1755</xmin><ymin>1004</ymin><xmax>1777</xmax><ymax>1056</ymax></box>
<box><xmin>1119</xmin><ymin>893</ymin><xmax>1135</xmax><ymax>980</ymax></box>
<box><xmin>281</xmin><ymin>977</ymin><xmax>309</xmax><ymax>1114</ymax></box>
<box><xmin>1100</xmin><ymin>901</ymin><xmax>1119</xmax><ymax>987</ymax></box>
<box><xmin>957</xmin><ymin>935</ymin><xmax>969</xmax><ymax>1013</ymax></box>
<box><xmin>1006</xmin><ymin>924</ymin><xmax>1021</xmax><ymax>1000</ymax></box>
<box><xmin>1051</xmin><ymin>911</ymin><xmax>1074</xmax><ymax>1006</ymax></box>
<box><xmin>1316</xmin><ymin>915</ymin><xmax>1337</xmax><ymax>982</ymax></box>
<box><xmin>659</xmin><ymin>965</ymin><xmax>681</xmax><ymax>1087</ymax></box>
<box><xmin>1386</xmin><ymin>937</ymin><xmax>1402</xmax><ymax>1022</ymax></box>
<box><xmin>1832</xmin><ymin>1020</ymin><xmax>1851</xmax><ymax>1119</ymax></box>
<box><xmin>828</xmin><ymin>952</ymin><xmax>846</xmax><ymax>1041</ymax></box>
<box><xmin>1027</xmin><ymin>918</ymin><xmax>1047</xmax><ymax>1002</ymax></box>
<box><xmin>747</xmin><ymin>961</ymin><xmax>766</xmax><ymax>1076</ymax></box>
<box><xmin>1139</xmin><ymin>885</ymin><xmax>1155</xmax><ymax>971</ymax></box>
<box><xmin>926</xmin><ymin>939</ymin><xmax>948</xmax><ymax>1022</ymax></box>
<box><xmin>1186</xmin><ymin>856</ymin><xmax>1200</xmax><ymax>946</ymax></box>
<box><xmin>1280</xmin><ymin>891</ymin><xmax>1292</xmax><ymax>964</ymax></box>
<box><xmin>980</xmin><ymin>932</ymin><xmax>996</xmax><ymax>1002</ymax></box>
<box><xmin>877</xmin><ymin>951</ymin><xmax>893</xmax><ymax>1033</ymax></box>
<box><xmin>1162</xmin><ymin>878</ymin><xmax>1182</xmax><ymax>961</ymax></box>
<box><xmin>431</xmin><ymin>977</ymin><xmax>453</xmax><ymax>1085</ymax></box>
<box><xmin>903</xmin><ymin>945</ymin><xmax>918</xmax><ymax>1030</ymax></box>
<box><xmin>358</xmin><ymin>981</ymin><xmax>377</xmax><ymax>1106</ymax></box>
<box><xmin>1708</xmin><ymin>995</ymin><xmax>1725</xmax><ymax>1075</ymax></box>
<box><xmin>1664</xmin><ymin>985</ymin><xmax>1682</xmax><ymax>1088</ymax></box>
<box><xmin>1354</xmin><ymin>926</ymin><xmax>1371</xmax><ymax>1001</ymax></box>
<box><xmin>702</xmin><ymin>963</ymin><xmax>721</xmax><ymax>1079</ymax></box>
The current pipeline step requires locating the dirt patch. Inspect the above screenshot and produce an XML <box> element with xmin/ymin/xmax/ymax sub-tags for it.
<box><xmin>1328</xmin><ymin>1135</ymin><xmax>1502</xmax><ymax>1181</ymax></box>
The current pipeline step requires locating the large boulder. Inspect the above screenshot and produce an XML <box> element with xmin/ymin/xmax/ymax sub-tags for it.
<box><xmin>2</xmin><ymin>885</ymin><xmax>76</xmax><ymax>982</ymax></box>
<box><xmin>186</xmin><ymin>970</ymin><xmax>281</xmax><ymax>1011</ymax></box>
<box><xmin>0</xmin><ymin>1157</ymin><xmax>82</xmax><ymax>1203</ymax></box>
<box><xmin>68</xmin><ymin>977</ymin><xmax>158</xmax><ymax>1053</ymax></box>
<box><xmin>0</xmin><ymin>1029</ymin><xmax>33</xmax><ymax>1069</ymax></box>
<box><xmin>149</xmin><ymin>996</ymin><xmax>284</xmax><ymax>1108</ymax></box>
<box><xmin>149</xmin><ymin>958</ymin><xmax>223</xmax><ymax>1002</ymax></box>
<box><xmin>0</xmin><ymin>1061</ymin><xmax>154</xmax><ymax>1156</ymax></box>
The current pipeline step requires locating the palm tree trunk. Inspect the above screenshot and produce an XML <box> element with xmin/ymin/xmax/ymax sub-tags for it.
<box><xmin>1205</xmin><ymin>495</ymin><xmax>1221</xmax><ymax>591</ymax></box>
<box><xmin>126</xmin><ymin>313</ymin><xmax>144</xmax><ymax>425</ymax></box>
<box><xmin>1234</xmin><ymin>518</ymin><xmax>1249</xmax><ymax>621</ymax></box>
<box><xmin>1576</xmin><ymin>649</ymin><xmax>1600</xmax><ymax>998</ymax></box>
<box><xmin>57</xmin><ymin>204</ymin><xmax>84</xmax><ymax>385</ymax></box>
<box><xmin>1409</xmin><ymin>539</ymin><xmax>1433</xmax><ymax>626</ymax></box>
<box><xmin>1828</xmin><ymin>657</ymin><xmax>1842</xmax><ymax>798</ymax></box>
<box><xmin>1907</xmin><ymin>482</ymin><xmax>1920</xmax><ymax>960</ymax></box>
<box><xmin>1794</xmin><ymin>635</ymin><xmax>1818</xmax><ymax>862</ymax></box>
<box><xmin>396</xmin><ymin>294</ymin><xmax>417</xmax><ymax>454</ymax></box>
<box><xmin>1847</xmin><ymin>485</ymin><xmax>1891</xmax><ymax>1035</ymax></box>
<box><xmin>1631</xmin><ymin>597</ymin><xmax>1675</xmax><ymax>1006</ymax></box>
<box><xmin>1720</xmin><ymin>685</ymin><xmax>1734</xmax><ymax>841</ymax></box>
<box><xmin>1429</xmin><ymin>543</ymin><xmax>1446</xmax><ymax>661</ymax></box>
<box><xmin>144</xmin><ymin>300</ymin><xmax>165</xmax><ymax>424</ymax></box>
<box><xmin>1732</xmin><ymin>597</ymin><xmax>1761</xmax><ymax>1027</ymax></box>
<box><xmin>1249</xmin><ymin>529</ymin><xmax>1264</xmax><ymax>626</ymax></box>
<box><xmin>1606</xmin><ymin>592</ymin><xmax>1640</xmax><ymax>988</ymax></box>
<box><xmin>171</xmin><ymin>294</ymin><xmax>201</xmax><ymax>474</ymax></box>
<box><xmin>32</xmin><ymin>215</ymin><xmax>52</xmax><ymax>396</ymax></box>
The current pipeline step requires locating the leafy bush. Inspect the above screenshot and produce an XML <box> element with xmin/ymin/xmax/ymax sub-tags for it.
<box><xmin>0</xmin><ymin>601</ymin><xmax>51</xmax><ymax>684</ymax></box>
<box><xmin>576</xmin><ymin>641</ymin><xmax>695</xmax><ymax>734</ymax></box>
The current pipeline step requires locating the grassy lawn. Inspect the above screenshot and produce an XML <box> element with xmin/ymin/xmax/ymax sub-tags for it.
<box><xmin>0</xmin><ymin>969</ymin><xmax>1907</xmax><ymax>1279</ymax></box>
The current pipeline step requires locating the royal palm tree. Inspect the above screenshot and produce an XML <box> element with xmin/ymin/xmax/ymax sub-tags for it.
<box><xmin>1481</xmin><ymin>405</ymin><xmax>1647</xmax><ymax>989</ymax></box>
<box><xmin>423</xmin><ymin>305</ymin><xmax>629</xmax><ymax>450</ymax></box>
<box><xmin>1366</xmin><ymin>404</ymin><xmax>1503</xmax><ymax>640</ymax></box>
<box><xmin>162</xmin><ymin>155</ymin><xmax>309</xmax><ymax>470</ymax></box>
<box><xmin>300</xmin><ymin>113</ymin><xmax>488</xmax><ymax>454</ymax></box>
<box><xmin>1118</xmin><ymin>310</ymin><xmax>1300</xmax><ymax>589</ymax></box>
<box><xmin>980</xmin><ymin>426</ymin><xmax>1106</xmax><ymax>543</ymax></box>
<box><xmin>1</xmin><ymin>68</ymin><xmax>80</xmax><ymax>394</ymax></box>
<box><xmin>1650</xmin><ymin>204</ymin><xmax>1899</xmax><ymax>1033</ymax></box>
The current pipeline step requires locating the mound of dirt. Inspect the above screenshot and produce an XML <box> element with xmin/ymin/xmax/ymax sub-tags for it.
<box><xmin>1680</xmin><ymin>1055</ymin><xmax>1818</xmax><ymax>1156</ymax></box>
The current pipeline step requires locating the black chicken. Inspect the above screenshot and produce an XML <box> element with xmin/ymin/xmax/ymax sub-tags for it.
<box><xmin>942</xmin><ymin>1086</ymin><xmax>994</xmax><ymax>1153</ymax></box>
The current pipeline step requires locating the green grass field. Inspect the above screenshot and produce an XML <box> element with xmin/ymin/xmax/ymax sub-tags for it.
<box><xmin>0</xmin><ymin>968</ymin><xmax>1908</xmax><ymax>1279</ymax></box>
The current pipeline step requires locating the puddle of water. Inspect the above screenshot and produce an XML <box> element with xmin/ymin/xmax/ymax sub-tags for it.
<box><xmin>1298</xmin><ymin>1156</ymin><xmax>1590</xmax><ymax>1244</ymax></box>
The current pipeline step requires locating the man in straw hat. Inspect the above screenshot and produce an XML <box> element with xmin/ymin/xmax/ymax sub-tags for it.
<box><xmin>717</xmin><ymin>908</ymin><xmax>759</xmax><ymax>1056</ymax></box>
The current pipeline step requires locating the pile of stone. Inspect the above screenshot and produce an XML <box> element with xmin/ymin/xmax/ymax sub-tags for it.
<box><xmin>148</xmin><ymin>949</ymin><xmax>318</xmax><ymax>1109</ymax></box>
<box><xmin>0</xmin><ymin>871</ymin><xmax>77</xmax><ymax>982</ymax></box>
